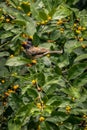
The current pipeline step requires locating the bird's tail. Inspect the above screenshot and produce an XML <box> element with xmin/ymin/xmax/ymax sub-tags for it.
<box><xmin>33</xmin><ymin>50</ymin><xmax>63</xmax><ymax>58</ymax></box>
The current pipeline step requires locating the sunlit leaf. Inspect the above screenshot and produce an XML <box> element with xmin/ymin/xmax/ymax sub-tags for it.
<box><xmin>6</xmin><ymin>56</ymin><xmax>30</xmax><ymax>66</ymax></box>
<box><xmin>68</xmin><ymin>62</ymin><xmax>87</xmax><ymax>80</ymax></box>
<box><xmin>74</xmin><ymin>54</ymin><xmax>87</xmax><ymax>62</ymax></box>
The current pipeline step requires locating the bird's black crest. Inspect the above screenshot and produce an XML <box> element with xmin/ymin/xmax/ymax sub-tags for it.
<box><xmin>22</xmin><ymin>39</ymin><xmax>33</xmax><ymax>49</ymax></box>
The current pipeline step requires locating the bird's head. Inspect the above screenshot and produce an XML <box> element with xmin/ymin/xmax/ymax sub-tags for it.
<box><xmin>22</xmin><ymin>39</ymin><xmax>33</xmax><ymax>49</ymax></box>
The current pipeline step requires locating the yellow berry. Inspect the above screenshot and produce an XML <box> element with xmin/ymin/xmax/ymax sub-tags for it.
<box><xmin>46</xmin><ymin>54</ymin><xmax>50</xmax><ymax>57</ymax></box>
<box><xmin>82</xmin><ymin>44</ymin><xmax>86</xmax><ymax>48</ymax></box>
<box><xmin>32</xmin><ymin>79</ymin><xmax>37</xmax><ymax>85</ymax></box>
<box><xmin>73</xmin><ymin>23</ymin><xmax>77</xmax><ymax>27</ymax></box>
<box><xmin>22</xmin><ymin>34</ymin><xmax>27</xmax><ymax>38</ymax></box>
<box><xmin>66</xmin><ymin>106</ymin><xmax>71</xmax><ymax>112</ymax></box>
<box><xmin>41</xmin><ymin>21</ymin><xmax>45</xmax><ymax>25</ymax></box>
<box><xmin>31</xmin><ymin>59</ymin><xmax>37</xmax><ymax>64</ymax></box>
<box><xmin>72</xmin><ymin>97</ymin><xmax>75</xmax><ymax>101</ymax></box>
<box><xmin>4</xmin><ymin>92</ymin><xmax>9</xmax><ymax>97</ymax></box>
<box><xmin>27</xmin><ymin>12</ymin><xmax>31</xmax><ymax>16</ymax></box>
<box><xmin>36</xmin><ymin>103</ymin><xmax>42</xmax><ymax>109</ymax></box>
<box><xmin>78</xmin><ymin>26</ymin><xmax>82</xmax><ymax>30</ymax></box>
<box><xmin>83</xmin><ymin>115</ymin><xmax>87</xmax><ymax>118</ymax></box>
<box><xmin>60</xmin><ymin>28</ymin><xmax>64</xmax><ymax>33</ymax></box>
<box><xmin>82</xmin><ymin>27</ymin><xmax>86</xmax><ymax>30</ymax></box>
<box><xmin>13</xmin><ymin>85</ymin><xmax>19</xmax><ymax>90</ymax></box>
<box><xmin>29</xmin><ymin>35</ymin><xmax>33</xmax><ymax>39</ymax></box>
<box><xmin>48</xmin><ymin>16</ymin><xmax>52</xmax><ymax>20</ymax></box>
<box><xmin>22</xmin><ymin>41</ymin><xmax>27</xmax><ymax>45</ymax></box>
<box><xmin>10</xmin><ymin>54</ymin><xmax>14</xmax><ymax>58</ymax></box>
<box><xmin>8</xmin><ymin>89</ymin><xmax>14</xmax><ymax>93</ymax></box>
<box><xmin>76</xmin><ymin>30</ymin><xmax>81</xmax><ymax>34</ymax></box>
<box><xmin>1</xmin><ymin>80</ymin><xmax>5</xmax><ymax>83</ymax></box>
<box><xmin>44</xmin><ymin>20</ymin><xmax>48</xmax><ymax>23</ymax></box>
<box><xmin>79</xmin><ymin>37</ymin><xmax>83</xmax><ymax>42</ymax></box>
<box><xmin>6</xmin><ymin>18</ymin><xmax>10</xmax><ymax>22</ymax></box>
<box><xmin>57</xmin><ymin>19</ymin><xmax>63</xmax><ymax>25</ymax></box>
<box><xmin>17</xmin><ymin>6</ymin><xmax>21</xmax><ymax>10</ymax></box>
<box><xmin>39</xmin><ymin>116</ymin><xmax>45</xmax><ymax>122</ymax></box>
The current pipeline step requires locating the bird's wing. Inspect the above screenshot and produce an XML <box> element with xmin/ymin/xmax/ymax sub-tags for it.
<box><xmin>26</xmin><ymin>47</ymin><xmax>48</xmax><ymax>56</ymax></box>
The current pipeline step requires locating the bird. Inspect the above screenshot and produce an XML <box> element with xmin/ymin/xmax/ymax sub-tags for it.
<box><xmin>22</xmin><ymin>39</ymin><xmax>63</xmax><ymax>59</ymax></box>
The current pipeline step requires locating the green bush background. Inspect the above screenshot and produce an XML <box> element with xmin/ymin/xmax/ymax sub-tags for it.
<box><xmin>0</xmin><ymin>0</ymin><xmax>87</xmax><ymax>130</ymax></box>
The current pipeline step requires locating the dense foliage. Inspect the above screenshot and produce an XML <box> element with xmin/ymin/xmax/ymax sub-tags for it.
<box><xmin>0</xmin><ymin>0</ymin><xmax>87</xmax><ymax>130</ymax></box>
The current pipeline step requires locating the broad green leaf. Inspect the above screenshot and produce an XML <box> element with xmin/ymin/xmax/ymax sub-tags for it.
<box><xmin>68</xmin><ymin>63</ymin><xmax>87</xmax><ymax>80</ymax></box>
<box><xmin>0</xmin><ymin>32</ymin><xmax>13</xmax><ymax>39</ymax></box>
<box><xmin>46</xmin><ymin>96</ymin><xmax>61</xmax><ymax>105</ymax></box>
<box><xmin>73</xmin><ymin>72</ymin><xmax>87</xmax><ymax>87</ymax></box>
<box><xmin>26</xmin><ymin>21</ymin><xmax>36</xmax><ymax>36</ymax></box>
<box><xmin>30</xmin><ymin>3</ymin><xmax>41</xmax><ymax>21</ymax></box>
<box><xmin>61</xmin><ymin>86</ymin><xmax>81</xmax><ymax>99</ymax></box>
<box><xmin>74</xmin><ymin>54</ymin><xmax>87</xmax><ymax>62</ymax></box>
<box><xmin>21</xmin><ymin>3</ymin><xmax>30</xmax><ymax>13</ymax></box>
<box><xmin>50</xmin><ymin>30</ymin><xmax>61</xmax><ymax>40</ymax></box>
<box><xmin>14</xmin><ymin>103</ymin><xmax>34</xmax><ymax>124</ymax></box>
<box><xmin>39</xmin><ymin>9</ymin><xmax>48</xmax><ymax>20</ymax></box>
<box><xmin>37</xmin><ymin>72</ymin><xmax>45</xmax><ymax>86</ymax></box>
<box><xmin>57</xmin><ymin>54</ymin><xmax>69</xmax><ymax>68</ymax></box>
<box><xmin>6</xmin><ymin>56</ymin><xmax>30</xmax><ymax>66</ymax></box>
<box><xmin>0</xmin><ymin>51</ymin><xmax>9</xmax><ymax>57</ymax></box>
<box><xmin>26</xmin><ymin>88</ymin><xmax>38</xmax><ymax>99</ymax></box>
<box><xmin>3</xmin><ymin>23</ymin><xmax>14</xmax><ymax>31</ymax></box>
<box><xmin>46</xmin><ymin>112</ymin><xmax>69</xmax><ymax>123</ymax></box>
<box><xmin>53</xmin><ymin>4</ymin><xmax>72</xmax><ymax>19</ymax></box>
<box><xmin>43</xmin><ymin>76</ymin><xmax>65</xmax><ymax>92</ymax></box>
<box><xmin>64</xmin><ymin>40</ymin><xmax>82</xmax><ymax>53</ymax></box>
<box><xmin>13</xmin><ymin>19</ymin><xmax>26</xmax><ymax>26</ymax></box>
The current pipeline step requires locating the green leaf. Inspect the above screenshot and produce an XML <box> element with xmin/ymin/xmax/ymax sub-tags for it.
<box><xmin>61</xmin><ymin>86</ymin><xmax>81</xmax><ymax>99</ymax></box>
<box><xmin>27</xmin><ymin>88</ymin><xmax>38</xmax><ymax>99</ymax></box>
<box><xmin>42</xmin><ymin>0</ymin><xmax>52</xmax><ymax>11</ymax></box>
<box><xmin>21</xmin><ymin>3</ymin><xmax>30</xmax><ymax>13</ymax></box>
<box><xmin>53</xmin><ymin>4</ymin><xmax>72</xmax><ymax>20</ymax></box>
<box><xmin>64</xmin><ymin>40</ymin><xmax>82</xmax><ymax>53</ymax></box>
<box><xmin>68</xmin><ymin>63</ymin><xmax>87</xmax><ymax>80</ymax></box>
<box><xmin>0</xmin><ymin>51</ymin><xmax>10</xmax><ymax>57</ymax></box>
<box><xmin>73</xmin><ymin>72</ymin><xmax>87</xmax><ymax>87</ymax></box>
<box><xmin>37</xmin><ymin>72</ymin><xmax>45</xmax><ymax>86</ymax></box>
<box><xmin>30</xmin><ymin>3</ymin><xmax>41</xmax><ymax>21</ymax></box>
<box><xmin>26</xmin><ymin>21</ymin><xmax>36</xmax><ymax>36</ymax></box>
<box><xmin>3</xmin><ymin>23</ymin><xmax>14</xmax><ymax>31</ymax></box>
<box><xmin>46</xmin><ymin>96</ymin><xmax>61</xmax><ymax>105</ymax></box>
<box><xmin>14</xmin><ymin>103</ymin><xmax>34</xmax><ymax>124</ymax></box>
<box><xmin>46</xmin><ymin>112</ymin><xmax>69</xmax><ymax>123</ymax></box>
<box><xmin>8</xmin><ymin>121</ymin><xmax>21</xmax><ymax>130</ymax></box>
<box><xmin>39</xmin><ymin>9</ymin><xmax>47</xmax><ymax>20</ymax></box>
<box><xmin>57</xmin><ymin>54</ymin><xmax>69</xmax><ymax>68</ymax></box>
<box><xmin>43</xmin><ymin>76</ymin><xmax>65</xmax><ymax>92</ymax></box>
<box><xmin>74</xmin><ymin>54</ymin><xmax>87</xmax><ymax>62</ymax></box>
<box><xmin>0</xmin><ymin>32</ymin><xmax>13</xmax><ymax>39</ymax></box>
<box><xmin>6</xmin><ymin>56</ymin><xmax>30</xmax><ymax>66</ymax></box>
